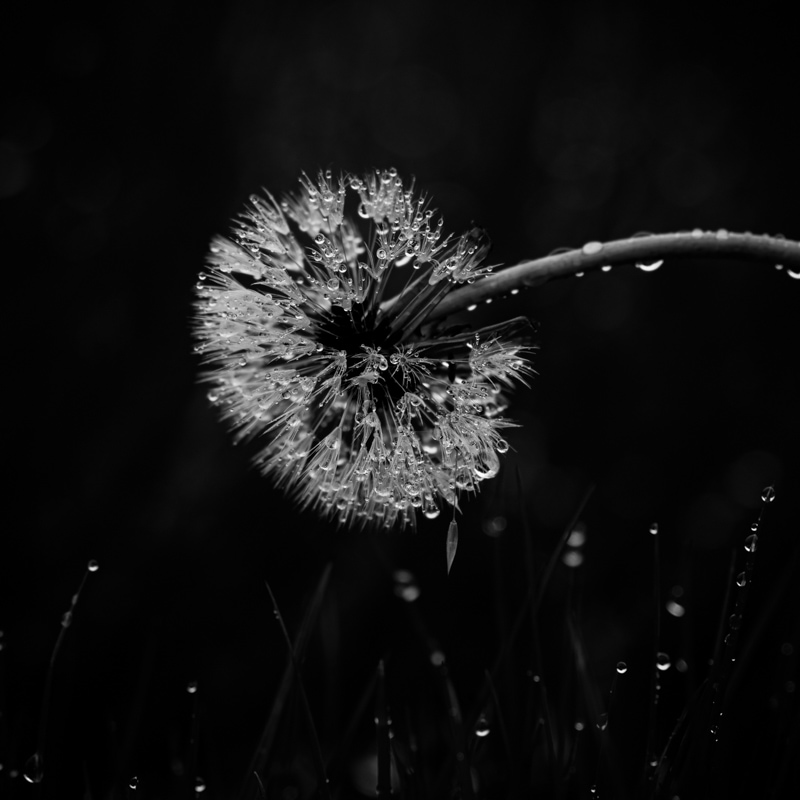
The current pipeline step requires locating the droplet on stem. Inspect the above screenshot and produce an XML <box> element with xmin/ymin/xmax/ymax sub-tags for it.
<box><xmin>656</xmin><ymin>652</ymin><xmax>671</xmax><ymax>671</ymax></box>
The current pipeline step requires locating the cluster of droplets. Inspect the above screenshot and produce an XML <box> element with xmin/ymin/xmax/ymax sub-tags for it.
<box><xmin>194</xmin><ymin>169</ymin><xmax>533</xmax><ymax>529</ymax></box>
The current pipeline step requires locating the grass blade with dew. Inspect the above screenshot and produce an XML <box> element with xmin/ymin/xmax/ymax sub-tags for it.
<box><xmin>185</xmin><ymin>680</ymin><xmax>202</xmax><ymax>800</ymax></box>
<box><xmin>243</xmin><ymin>563</ymin><xmax>332</xmax><ymax>796</ymax></box>
<box><xmin>23</xmin><ymin>559</ymin><xmax>100</xmax><ymax>791</ymax></box>
<box><xmin>262</xmin><ymin>576</ymin><xmax>331</xmax><ymax>799</ymax></box>
<box><xmin>375</xmin><ymin>659</ymin><xmax>392</xmax><ymax>799</ymax></box>
<box><xmin>436</xmin><ymin>651</ymin><xmax>476</xmax><ymax>800</ymax></box>
<box><xmin>707</xmin><ymin>489</ymin><xmax>772</xmax><ymax>750</ymax></box>
<box><xmin>472</xmin><ymin>482</ymin><xmax>595</xmax><ymax>769</ymax></box>
<box><xmin>642</xmin><ymin>522</ymin><xmax>663</xmax><ymax>788</ymax></box>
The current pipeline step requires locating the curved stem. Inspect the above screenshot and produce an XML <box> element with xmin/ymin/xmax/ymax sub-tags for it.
<box><xmin>424</xmin><ymin>231</ymin><xmax>800</xmax><ymax>322</ymax></box>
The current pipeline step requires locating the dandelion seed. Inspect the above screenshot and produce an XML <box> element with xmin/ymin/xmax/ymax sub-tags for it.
<box><xmin>194</xmin><ymin>169</ymin><xmax>534</xmax><ymax>529</ymax></box>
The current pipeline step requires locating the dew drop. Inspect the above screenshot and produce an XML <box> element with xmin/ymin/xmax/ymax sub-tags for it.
<box><xmin>467</xmin><ymin>304</ymin><xmax>477</xmax><ymax>311</ymax></box>
<box><xmin>736</xmin><ymin>571</ymin><xmax>747</xmax><ymax>587</ymax></box>
<box><xmin>691</xmin><ymin>228</ymin><xmax>704</xmax><ymax>238</ymax></box>
<box><xmin>575</xmin><ymin>271</ymin><xmax>585</xmax><ymax>277</ymax></box>
<box><xmin>649</xmin><ymin>522</ymin><xmax>659</xmax><ymax>536</ymax></box>
<box><xmin>596</xmin><ymin>712</ymin><xmax>609</xmax><ymax>731</ymax></box>
<box><xmin>616</xmin><ymin>661</ymin><xmax>628</xmax><ymax>674</ymax></box>
<box><xmin>666</xmin><ymin>600</ymin><xmax>685</xmax><ymax>618</ymax></box>
<box><xmin>424</xmin><ymin>507</ymin><xmax>441</xmax><ymax>519</ymax></box>
<box><xmin>195</xmin><ymin>776</ymin><xmax>206</xmax><ymax>793</ymax></box>
<box><xmin>186</xmin><ymin>681</ymin><xmax>198</xmax><ymax>694</ymax></box>
<box><xmin>600</xmin><ymin>264</ymin><xmax>612</xmax><ymax>272</ymax></box>
<box><xmin>761</xmin><ymin>485</ymin><xmax>775</xmax><ymax>504</ymax></box>
<box><xmin>582</xmin><ymin>241</ymin><xmax>603</xmax><ymax>255</ymax></box>
<box><xmin>744</xmin><ymin>533</ymin><xmax>758</xmax><ymax>553</ymax></box>
<box><xmin>475</xmin><ymin>715</ymin><xmax>491</xmax><ymax>737</ymax></box>
<box><xmin>87</xmin><ymin>559</ymin><xmax>99</xmax><ymax>573</ymax></box>
<box><xmin>635</xmin><ymin>260</ymin><xmax>663</xmax><ymax>272</ymax></box>
<box><xmin>716</xmin><ymin>229</ymin><xmax>729</xmax><ymax>240</ymax></box>
<box><xmin>656</xmin><ymin>652</ymin><xmax>671</xmax><ymax>671</ymax></box>
<box><xmin>23</xmin><ymin>752</ymin><xmax>43</xmax><ymax>784</ymax></box>
<box><xmin>129</xmin><ymin>776</ymin><xmax>139</xmax><ymax>790</ymax></box>
<box><xmin>787</xmin><ymin>269</ymin><xmax>800</xmax><ymax>279</ymax></box>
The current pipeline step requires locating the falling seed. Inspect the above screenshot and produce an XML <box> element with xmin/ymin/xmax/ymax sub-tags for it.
<box><xmin>446</xmin><ymin>520</ymin><xmax>458</xmax><ymax>575</ymax></box>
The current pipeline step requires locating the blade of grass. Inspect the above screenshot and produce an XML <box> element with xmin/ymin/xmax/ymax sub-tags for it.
<box><xmin>244</xmin><ymin>563</ymin><xmax>332</xmax><ymax>794</ymax></box>
<box><xmin>24</xmin><ymin>560</ymin><xmax>99</xmax><ymax>791</ymax></box>
<box><xmin>376</xmin><ymin>660</ymin><xmax>392</xmax><ymax>799</ymax></box>
<box><xmin>263</xmin><ymin>577</ymin><xmax>331</xmax><ymax>800</ymax></box>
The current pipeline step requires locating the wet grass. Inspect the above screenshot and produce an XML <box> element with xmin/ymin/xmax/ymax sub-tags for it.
<box><xmin>2</xmin><ymin>486</ymin><xmax>796</xmax><ymax>799</ymax></box>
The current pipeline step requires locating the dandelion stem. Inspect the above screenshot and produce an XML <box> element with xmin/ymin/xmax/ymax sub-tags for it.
<box><xmin>425</xmin><ymin>231</ymin><xmax>800</xmax><ymax>321</ymax></box>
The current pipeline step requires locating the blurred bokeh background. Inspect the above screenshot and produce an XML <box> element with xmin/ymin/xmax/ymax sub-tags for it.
<box><xmin>3</xmin><ymin>1</ymin><xmax>798</xmax><ymax>796</ymax></box>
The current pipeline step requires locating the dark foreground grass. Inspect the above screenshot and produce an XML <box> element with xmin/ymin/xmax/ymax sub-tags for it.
<box><xmin>2</xmin><ymin>484</ymin><xmax>796</xmax><ymax>799</ymax></box>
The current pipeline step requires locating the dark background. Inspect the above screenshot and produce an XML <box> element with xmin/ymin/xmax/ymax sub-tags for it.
<box><xmin>3</xmin><ymin>1</ymin><xmax>798</xmax><ymax>797</ymax></box>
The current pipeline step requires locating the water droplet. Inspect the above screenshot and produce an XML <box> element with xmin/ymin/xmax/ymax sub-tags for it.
<box><xmin>87</xmin><ymin>559</ymin><xmax>99</xmax><ymax>572</ymax></box>
<box><xmin>656</xmin><ymin>652</ymin><xmax>671</xmax><ymax>671</ymax></box>
<box><xmin>744</xmin><ymin>533</ymin><xmax>758</xmax><ymax>553</ymax></box>
<box><xmin>616</xmin><ymin>661</ymin><xmax>628</xmax><ymax>674</ymax></box>
<box><xmin>635</xmin><ymin>260</ymin><xmax>663</xmax><ymax>272</ymax></box>
<box><xmin>691</xmin><ymin>228</ymin><xmax>704</xmax><ymax>238</ymax></box>
<box><xmin>186</xmin><ymin>681</ymin><xmax>198</xmax><ymax>694</ymax></box>
<box><xmin>596</xmin><ymin>712</ymin><xmax>609</xmax><ymax>731</ymax></box>
<box><xmin>666</xmin><ymin>600</ymin><xmax>685</xmax><ymax>618</ymax></box>
<box><xmin>430</xmin><ymin>650</ymin><xmax>445</xmax><ymax>667</ymax></box>
<box><xmin>475</xmin><ymin>715</ymin><xmax>491</xmax><ymax>737</ymax></box>
<box><xmin>195</xmin><ymin>776</ymin><xmax>206</xmax><ymax>793</ymax></box>
<box><xmin>761</xmin><ymin>485</ymin><xmax>775</xmax><ymax>504</ymax></box>
<box><xmin>729</xmin><ymin>613</ymin><xmax>742</xmax><ymax>631</ymax></box>
<box><xmin>649</xmin><ymin>522</ymin><xmax>659</xmax><ymax>536</ymax></box>
<box><xmin>23</xmin><ymin>752</ymin><xmax>43</xmax><ymax>784</ymax></box>
<box><xmin>129</xmin><ymin>776</ymin><xmax>139</xmax><ymax>790</ymax></box>
<box><xmin>575</xmin><ymin>271</ymin><xmax>585</xmax><ymax>277</ymax></box>
<box><xmin>467</xmin><ymin>304</ymin><xmax>477</xmax><ymax>311</ymax></box>
<box><xmin>787</xmin><ymin>269</ymin><xmax>800</xmax><ymax>280</ymax></box>
<box><xmin>582</xmin><ymin>241</ymin><xmax>603</xmax><ymax>255</ymax></box>
<box><xmin>716</xmin><ymin>229</ymin><xmax>729</xmax><ymax>240</ymax></box>
<box><xmin>736</xmin><ymin>571</ymin><xmax>747</xmax><ymax>587</ymax></box>
<box><xmin>600</xmin><ymin>264</ymin><xmax>612</xmax><ymax>272</ymax></box>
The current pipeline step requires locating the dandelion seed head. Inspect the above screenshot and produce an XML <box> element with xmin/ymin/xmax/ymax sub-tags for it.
<box><xmin>194</xmin><ymin>169</ymin><xmax>534</xmax><ymax>529</ymax></box>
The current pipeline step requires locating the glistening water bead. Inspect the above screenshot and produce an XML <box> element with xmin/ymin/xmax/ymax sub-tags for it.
<box><xmin>194</xmin><ymin>169</ymin><xmax>534</xmax><ymax>530</ymax></box>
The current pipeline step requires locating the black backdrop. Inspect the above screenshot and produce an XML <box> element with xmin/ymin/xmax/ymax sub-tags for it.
<box><xmin>4</xmin><ymin>1</ymin><xmax>798</xmax><ymax>797</ymax></box>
